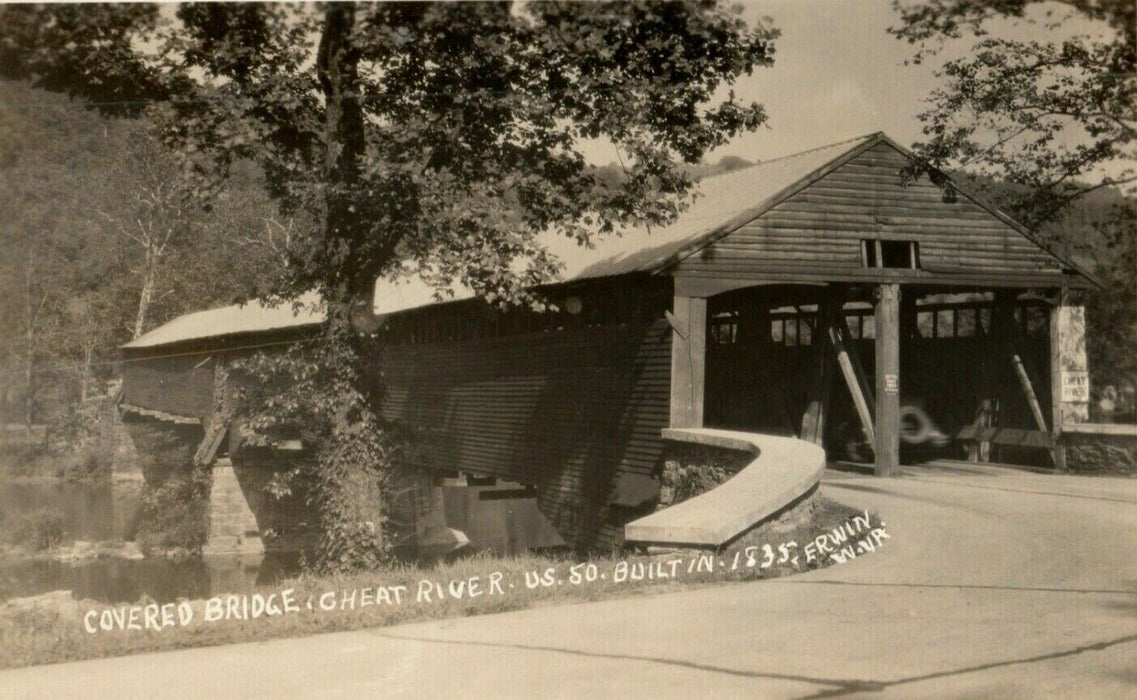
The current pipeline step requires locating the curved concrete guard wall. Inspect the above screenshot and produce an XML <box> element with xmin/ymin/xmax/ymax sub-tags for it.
<box><xmin>624</xmin><ymin>429</ymin><xmax>826</xmax><ymax>548</ymax></box>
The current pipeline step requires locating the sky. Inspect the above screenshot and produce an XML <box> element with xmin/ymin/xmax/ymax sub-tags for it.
<box><xmin>583</xmin><ymin>0</ymin><xmax>1115</xmax><ymax>169</ymax></box>
<box><xmin>581</xmin><ymin>0</ymin><xmax>939</xmax><ymax>165</ymax></box>
<box><xmin>723</xmin><ymin>0</ymin><xmax>935</xmax><ymax>158</ymax></box>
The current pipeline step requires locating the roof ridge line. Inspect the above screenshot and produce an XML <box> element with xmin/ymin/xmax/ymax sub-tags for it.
<box><xmin>696</xmin><ymin>132</ymin><xmax>881</xmax><ymax>185</ymax></box>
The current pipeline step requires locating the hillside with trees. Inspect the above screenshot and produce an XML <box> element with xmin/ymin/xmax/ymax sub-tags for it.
<box><xmin>0</xmin><ymin>79</ymin><xmax>301</xmax><ymax>431</ymax></box>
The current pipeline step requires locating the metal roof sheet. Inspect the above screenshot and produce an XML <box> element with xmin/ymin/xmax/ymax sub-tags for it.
<box><xmin>373</xmin><ymin>132</ymin><xmax>879</xmax><ymax>315</ymax></box>
<box><xmin>122</xmin><ymin>290</ymin><xmax>325</xmax><ymax>349</ymax></box>
<box><xmin>124</xmin><ymin>133</ymin><xmax>881</xmax><ymax>349</ymax></box>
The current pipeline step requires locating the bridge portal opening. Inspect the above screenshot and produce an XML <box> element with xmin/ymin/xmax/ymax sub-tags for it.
<box><xmin>701</xmin><ymin>285</ymin><xmax>1054</xmax><ymax>468</ymax></box>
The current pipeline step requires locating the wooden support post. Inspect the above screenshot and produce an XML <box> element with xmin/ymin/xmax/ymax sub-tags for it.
<box><xmin>831</xmin><ymin>316</ymin><xmax>876</xmax><ymax>446</ymax></box>
<box><xmin>986</xmin><ymin>296</ymin><xmax>1019</xmax><ymax>462</ymax></box>
<box><xmin>873</xmin><ymin>284</ymin><xmax>901</xmax><ymax>476</ymax></box>
<box><xmin>964</xmin><ymin>301</ymin><xmax>1001</xmax><ymax>463</ymax></box>
<box><xmin>670</xmin><ymin>295</ymin><xmax>707</xmax><ymax>429</ymax></box>
<box><xmin>1049</xmin><ymin>300</ymin><xmax>1066</xmax><ymax>472</ymax></box>
<box><xmin>800</xmin><ymin>294</ymin><xmax>839</xmax><ymax>446</ymax></box>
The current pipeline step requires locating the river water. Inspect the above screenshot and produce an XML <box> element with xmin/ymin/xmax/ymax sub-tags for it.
<box><xmin>0</xmin><ymin>480</ymin><xmax>299</xmax><ymax>604</ymax></box>
<box><xmin>1</xmin><ymin>479</ymin><xmax>567</xmax><ymax>604</ymax></box>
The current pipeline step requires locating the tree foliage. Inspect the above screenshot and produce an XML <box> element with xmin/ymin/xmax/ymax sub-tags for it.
<box><xmin>1083</xmin><ymin>200</ymin><xmax>1136</xmax><ymax>396</ymax></box>
<box><xmin>0</xmin><ymin>2</ymin><xmax>779</xmax><ymax>568</ymax></box>
<box><xmin>890</xmin><ymin>0</ymin><xmax>1135</xmax><ymax>229</ymax></box>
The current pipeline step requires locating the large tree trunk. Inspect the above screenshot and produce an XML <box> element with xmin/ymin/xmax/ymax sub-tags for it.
<box><xmin>313</xmin><ymin>4</ymin><xmax>386</xmax><ymax>567</ymax></box>
<box><xmin>80</xmin><ymin>346</ymin><xmax>93</xmax><ymax>402</ymax></box>
<box><xmin>24</xmin><ymin>331</ymin><xmax>33</xmax><ymax>437</ymax></box>
<box><xmin>317</xmin><ymin>3</ymin><xmax>367</xmax><ymax>300</ymax></box>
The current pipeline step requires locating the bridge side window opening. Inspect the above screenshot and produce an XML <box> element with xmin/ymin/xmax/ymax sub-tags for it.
<box><xmin>768</xmin><ymin>308</ymin><xmax>816</xmax><ymax>348</ymax></box>
<box><xmin>914</xmin><ymin>302</ymin><xmax>1049</xmax><ymax>339</ymax></box>
<box><xmin>710</xmin><ymin>312</ymin><xmax>740</xmax><ymax>345</ymax></box>
<box><xmin>861</xmin><ymin>239</ymin><xmax>920</xmax><ymax>270</ymax></box>
<box><xmin>844</xmin><ymin>304</ymin><xmax>873</xmax><ymax>339</ymax></box>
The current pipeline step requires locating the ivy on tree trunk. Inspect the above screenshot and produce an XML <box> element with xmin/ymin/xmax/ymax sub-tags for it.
<box><xmin>310</xmin><ymin>4</ymin><xmax>387</xmax><ymax>568</ymax></box>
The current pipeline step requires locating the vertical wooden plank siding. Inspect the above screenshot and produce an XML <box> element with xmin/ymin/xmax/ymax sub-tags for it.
<box><xmin>380</xmin><ymin>318</ymin><xmax>673</xmax><ymax>551</ymax></box>
<box><xmin>874</xmin><ymin>284</ymin><xmax>901</xmax><ymax>476</ymax></box>
<box><xmin>669</xmin><ymin>295</ymin><xmax>707</xmax><ymax>429</ymax></box>
<box><xmin>121</xmin><ymin>353</ymin><xmax>215</xmax><ymax>421</ymax></box>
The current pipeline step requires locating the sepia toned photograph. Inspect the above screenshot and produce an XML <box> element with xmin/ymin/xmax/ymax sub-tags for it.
<box><xmin>0</xmin><ymin>1</ymin><xmax>1133</xmax><ymax>697</ymax></box>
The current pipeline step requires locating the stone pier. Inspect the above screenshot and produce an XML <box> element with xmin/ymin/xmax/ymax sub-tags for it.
<box><xmin>202</xmin><ymin>457</ymin><xmax>265</xmax><ymax>557</ymax></box>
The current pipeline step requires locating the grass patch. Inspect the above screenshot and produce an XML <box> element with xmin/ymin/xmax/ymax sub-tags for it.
<box><xmin>0</xmin><ymin>495</ymin><xmax>882</xmax><ymax>669</ymax></box>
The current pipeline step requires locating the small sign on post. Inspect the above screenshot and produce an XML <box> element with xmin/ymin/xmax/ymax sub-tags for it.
<box><xmin>1060</xmin><ymin>370</ymin><xmax>1089</xmax><ymax>403</ymax></box>
<box><xmin>884</xmin><ymin>373</ymin><xmax>899</xmax><ymax>395</ymax></box>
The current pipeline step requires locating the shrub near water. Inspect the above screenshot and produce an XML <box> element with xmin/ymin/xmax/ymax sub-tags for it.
<box><xmin>6</xmin><ymin>508</ymin><xmax>66</xmax><ymax>551</ymax></box>
<box><xmin>127</xmin><ymin>421</ymin><xmax>211</xmax><ymax>554</ymax></box>
<box><xmin>0</xmin><ymin>443</ymin><xmax>50</xmax><ymax>479</ymax></box>
<box><xmin>64</xmin><ymin>447</ymin><xmax>110</xmax><ymax>483</ymax></box>
<box><xmin>135</xmin><ymin>476</ymin><xmax>210</xmax><ymax>554</ymax></box>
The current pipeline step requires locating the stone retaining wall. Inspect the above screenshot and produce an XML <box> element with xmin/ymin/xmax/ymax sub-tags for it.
<box><xmin>1063</xmin><ymin>425</ymin><xmax>1137</xmax><ymax>476</ymax></box>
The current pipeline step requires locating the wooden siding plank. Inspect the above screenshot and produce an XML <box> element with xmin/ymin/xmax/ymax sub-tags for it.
<box><xmin>681</xmin><ymin>253</ymin><xmax>1054</xmax><ymax>271</ymax></box>
<box><xmin>731</xmin><ymin>227</ymin><xmax>1048</xmax><ymax>250</ymax></box>
<box><xmin>380</xmin><ymin>317</ymin><xmax>672</xmax><ymax>551</ymax></box>
<box><xmin>673</xmin><ymin>141</ymin><xmax>1066</xmax><ymax>286</ymax></box>
<box><xmin>785</xmin><ymin>195</ymin><xmax>1000</xmax><ymax>218</ymax></box>
<box><xmin>122</xmin><ymin>355</ymin><xmax>215</xmax><ymax>421</ymax></box>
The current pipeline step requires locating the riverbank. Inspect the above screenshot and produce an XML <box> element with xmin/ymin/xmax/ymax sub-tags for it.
<box><xmin>0</xmin><ymin>477</ymin><xmax>142</xmax><ymax>554</ymax></box>
<box><xmin>0</xmin><ymin>539</ymin><xmax>144</xmax><ymax>564</ymax></box>
<box><xmin>0</xmin><ymin>496</ymin><xmax>882</xmax><ymax>669</ymax></box>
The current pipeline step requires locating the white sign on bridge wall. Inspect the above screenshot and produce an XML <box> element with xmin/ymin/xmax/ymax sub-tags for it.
<box><xmin>1061</xmin><ymin>370</ymin><xmax>1090</xmax><ymax>403</ymax></box>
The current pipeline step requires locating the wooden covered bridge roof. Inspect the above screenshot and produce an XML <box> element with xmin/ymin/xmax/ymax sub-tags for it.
<box><xmin>124</xmin><ymin>132</ymin><xmax>1088</xmax><ymax>351</ymax></box>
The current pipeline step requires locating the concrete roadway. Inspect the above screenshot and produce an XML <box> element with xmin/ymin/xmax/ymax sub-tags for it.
<box><xmin>4</xmin><ymin>463</ymin><xmax>1136</xmax><ymax>699</ymax></box>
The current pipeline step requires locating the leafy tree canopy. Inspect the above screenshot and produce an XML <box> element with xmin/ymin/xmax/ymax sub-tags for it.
<box><xmin>890</xmin><ymin>0</ymin><xmax>1135</xmax><ymax>229</ymax></box>
<box><xmin>892</xmin><ymin>1</ymin><xmax>1136</xmax><ymax>409</ymax></box>
<box><xmin>1</xmin><ymin>2</ymin><xmax>779</xmax><ymax>309</ymax></box>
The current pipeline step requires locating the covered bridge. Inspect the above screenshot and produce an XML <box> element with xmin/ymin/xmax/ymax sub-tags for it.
<box><xmin>121</xmin><ymin>132</ymin><xmax>1094</xmax><ymax>554</ymax></box>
